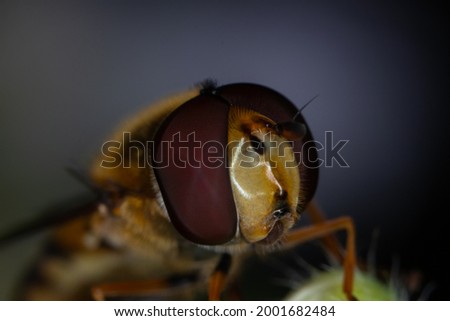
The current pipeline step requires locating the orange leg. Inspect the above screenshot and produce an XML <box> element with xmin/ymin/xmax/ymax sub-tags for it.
<box><xmin>91</xmin><ymin>274</ymin><xmax>198</xmax><ymax>300</ymax></box>
<box><xmin>208</xmin><ymin>253</ymin><xmax>232</xmax><ymax>300</ymax></box>
<box><xmin>284</xmin><ymin>215</ymin><xmax>357</xmax><ymax>300</ymax></box>
<box><xmin>304</xmin><ymin>200</ymin><xmax>345</xmax><ymax>263</ymax></box>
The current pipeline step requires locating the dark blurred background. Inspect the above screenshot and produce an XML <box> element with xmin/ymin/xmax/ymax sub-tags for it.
<box><xmin>0</xmin><ymin>1</ymin><xmax>449</xmax><ymax>300</ymax></box>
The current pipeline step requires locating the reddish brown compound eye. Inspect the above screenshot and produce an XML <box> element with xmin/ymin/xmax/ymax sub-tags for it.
<box><xmin>215</xmin><ymin>83</ymin><xmax>319</xmax><ymax>207</ymax></box>
<box><xmin>152</xmin><ymin>94</ymin><xmax>237</xmax><ymax>245</ymax></box>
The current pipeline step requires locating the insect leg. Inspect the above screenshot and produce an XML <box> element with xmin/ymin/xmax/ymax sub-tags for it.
<box><xmin>208</xmin><ymin>253</ymin><xmax>232</xmax><ymax>300</ymax></box>
<box><xmin>304</xmin><ymin>200</ymin><xmax>344</xmax><ymax>263</ymax></box>
<box><xmin>284</xmin><ymin>216</ymin><xmax>357</xmax><ymax>300</ymax></box>
<box><xmin>91</xmin><ymin>273</ymin><xmax>198</xmax><ymax>300</ymax></box>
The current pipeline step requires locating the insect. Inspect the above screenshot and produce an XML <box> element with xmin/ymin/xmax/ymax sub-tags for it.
<box><xmin>1</xmin><ymin>81</ymin><xmax>356</xmax><ymax>300</ymax></box>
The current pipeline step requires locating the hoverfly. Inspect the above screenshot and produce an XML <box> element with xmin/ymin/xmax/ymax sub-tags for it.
<box><xmin>1</xmin><ymin>81</ymin><xmax>356</xmax><ymax>300</ymax></box>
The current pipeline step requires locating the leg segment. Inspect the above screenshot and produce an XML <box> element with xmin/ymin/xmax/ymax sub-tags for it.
<box><xmin>208</xmin><ymin>253</ymin><xmax>232</xmax><ymax>300</ymax></box>
<box><xmin>304</xmin><ymin>200</ymin><xmax>344</xmax><ymax>263</ymax></box>
<box><xmin>284</xmin><ymin>216</ymin><xmax>357</xmax><ymax>300</ymax></box>
<box><xmin>91</xmin><ymin>273</ymin><xmax>198</xmax><ymax>300</ymax></box>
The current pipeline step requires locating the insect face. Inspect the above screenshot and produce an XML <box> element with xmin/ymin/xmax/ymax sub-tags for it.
<box><xmin>228</xmin><ymin>107</ymin><xmax>300</xmax><ymax>244</ymax></box>
<box><xmin>152</xmin><ymin>83</ymin><xmax>317</xmax><ymax>248</ymax></box>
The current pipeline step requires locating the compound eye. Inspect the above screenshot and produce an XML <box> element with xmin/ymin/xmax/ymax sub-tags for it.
<box><xmin>152</xmin><ymin>94</ymin><xmax>237</xmax><ymax>245</ymax></box>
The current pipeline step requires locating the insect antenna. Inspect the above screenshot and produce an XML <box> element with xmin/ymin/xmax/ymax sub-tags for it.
<box><xmin>275</xmin><ymin>94</ymin><xmax>320</xmax><ymax>140</ymax></box>
<box><xmin>293</xmin><ymin>94</ymin><xmax>319</xmax><ymax>122</ymax></box>
<box><xmin>274</xmin><ymin>121</ymin><xmax>307</xmax><ymax>140</ymax></box>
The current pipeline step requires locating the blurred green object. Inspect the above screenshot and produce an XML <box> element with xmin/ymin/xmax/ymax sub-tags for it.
<box><xmin>285</xmin><ymin>267</ymin><xmax>401</xmax><ymax>301</ymax></box>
